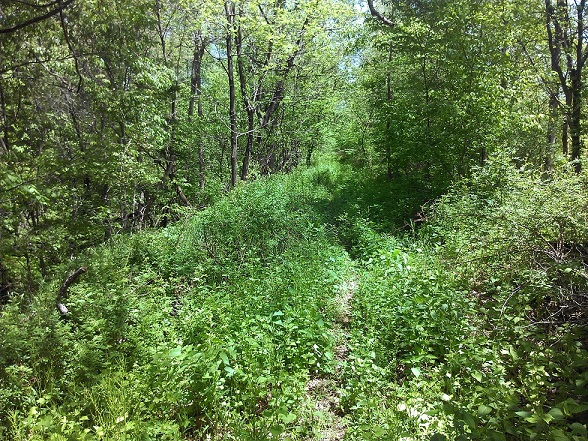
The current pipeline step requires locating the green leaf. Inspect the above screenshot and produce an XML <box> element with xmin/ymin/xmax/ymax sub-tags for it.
<box><xmin>472</xmin><ymin>371</ymin><xmax>483</xmax><ymax>382</ymax></box>
<box><xmin>551</xmin><ymin>429</ymin><xmax>571</xmax><ymax>441</ymax></box>
<box><xmin>169</xmin><ymin>346</ymin><xmax>182</xmax><ymax>358</ymax></box>
<box><xmin>270</xmin><ymin>425</ymin><xmax>284</xmax><ymax>437</ymax></box>
<box><xmin>525</xmin><ymin>414</ymin><xmax>540</xmax><ymax>423</ymax></box>
<box><xmin>411</xmin><ymin>367</ymin><xmax>421</xmax><ymax>377</ymax></box>
<box><xmin>219</xmin><ymin>352</ymin><xmax>230</xmax><ymax>366</ymax></box>
<box><xmin>561</xmin><ymin>398</ymin><xmax>588</xmax><ymax>415</ymax></box>
<box><xmin>373</xmin><ymin>426</ymin><xmax>387</xmax><ymax>436</ymax></box>
<box><xmin>477</xmin><ymin>404</ymin><xmax>492</xmax><ymax>417</ymax></box>
<box><xmin>570</xmin><ymin>423</ymin><xmax>587</xmax><ymax>436</ymax></box>
<box><xmin>279</xmin><ymin>412</ymin><xmax>297</xmax><ymax>424</ymax></box>
<box><xmin>548</xmin><ymin>407</ymin><xmax>565</xmax><ymax>421</ymax></box>
<box><xmin>463</xmin><ymin>412</ymin><xmax>477</xmax><ymax>429</ymax></box>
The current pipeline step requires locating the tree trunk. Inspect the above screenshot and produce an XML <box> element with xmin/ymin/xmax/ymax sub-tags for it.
<box><xmin>0</xmin><ymin>81</ymin><xmax>8</xmax><ymax>154</ymax></box>
<box><xmin>306</xmin><ymin>144</ymin><xmax>314</xmax><ymax>166</ymax></box>
<box><xmin>189</xmin><ymin>33</ymin><xmax>207</xmax><ymax>190</ymax></box>
<box><xmin>235</xmin><ymin>18</ymin><xmax>255</xmax><ymax>181</ymax></box>
<box><xmin>386</xmin><ymin>42</ymin><xmax>393</xmax><ymax>180</ymax></box>
<box><xmin>546</xmin><ymin>93</ymin><xmax>558</xmax><ymax>171</ymax></box>
<box><xmin>256</xmin><ymin>18</ymin><xmax>308</xmax><ymax>168</ymax></box>
<box><xmin>545</xmin><ymin>0</ymin><xmax>586</xmax><ymax>171</ymax></box>
<box><xmin>225</xmin><ymin>2</ymin><xmax>238</xmax><ymax>188</ymax></box>
<box><xmin>241</xmin><ymin>111</ymin><xmax>254</xmax><ymax>180</ymax></box>
<box><xmin>571</xmin><ymin>69</ymin><xmax>583</xmax><ymax>172</ymax></box>
<box><xmin>564</xmin><ymin>90</ymin><xmax>572</xmax><ymax>157</ymax></box>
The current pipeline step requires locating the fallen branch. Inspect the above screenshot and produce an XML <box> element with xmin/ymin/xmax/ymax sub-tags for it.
<box><xmin>56</xmin><ymin>266</ymin><xmax>87</xmax><ymax>315</ymax></box>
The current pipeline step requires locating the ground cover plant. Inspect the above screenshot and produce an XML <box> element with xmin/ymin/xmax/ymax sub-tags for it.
<box><xmin>3</xmin><ymin>0</ymin><xmax>588</xmax><ymax>439</ymax></box>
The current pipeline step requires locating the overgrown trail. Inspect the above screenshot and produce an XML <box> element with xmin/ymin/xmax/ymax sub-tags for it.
<box><xmin>306</xmin><ymin>269</ymin><xmax>358</xmax><ymax>440</ymax></box>
<box><xmin>4</xmin><ymin>160</ymin><xmax>585</xmax><ymax>441</ymax></box>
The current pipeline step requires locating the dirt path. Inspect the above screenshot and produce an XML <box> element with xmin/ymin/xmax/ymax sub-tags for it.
<box><xmin>306</xmin><ymin>272</ymin><xmax>358</xmax><ymax>440</ymax></box>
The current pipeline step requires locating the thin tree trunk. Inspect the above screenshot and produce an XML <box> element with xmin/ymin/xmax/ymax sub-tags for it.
<box><xmin>241</xmin><ymin>111</ymin><xmax>254</xmax><ymax>180</ymax></box>
<box><xmin>225</xmin><ymin>2</ymin><xmax>238</xmax><ymax>187</ymax></box>
<box><xmin>563</xmin><ymin>76</ymin><xmax>572</xmax><ymax>157</ymax></box>
<box><xmin>189</xmin><ymin>33</ymin><xmax>207</xmax><ymax>190</ymax></box>
<box><xmin>0</xmin><ymin>81</ymin><xmax>8</xmax><ymax>155</ymax></box>
<box><xmin>571</xmin><ymin>70</ymin><xmax>583</xmax><ymax>172</ymax></box>
<box><xmin>546</xmin><ymin>93</ymin><xmax>558</xmax><ymax>171</ymax></box>
<box><xmin>256</xmin><ymin>18</ymin><xmax>309</xmax><ymax>166</ymax></box>
<box><xmin>421</xmin><ymin>48</ymin><xmax>433</xmax><ymax>177</ymax></box>
<box><xmin>386</xmin><ymin>42</ymin><xmax>392</xmax><ymax>180</ymax></box>
<box><xmin>545</xmin><ymin>0</ymin><xmax>586</xmax><ymax>170</ymax></box>
<box><xmin>235</xmin><ymin>17</ymin><xmax>255</xmax><ymax>181</ymax></box>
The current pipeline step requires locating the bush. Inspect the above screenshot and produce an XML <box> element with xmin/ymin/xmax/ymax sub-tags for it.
<box><xmin>422</xmin><ymin>157</ymin><xmax>588</xmax><ymax>439</ymax></box>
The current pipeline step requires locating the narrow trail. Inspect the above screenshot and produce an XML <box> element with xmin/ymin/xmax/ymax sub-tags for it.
<box><xmin>306</xmin><ymin>269</ymin><xmax>358</xmax><ymax>440</ymax></box>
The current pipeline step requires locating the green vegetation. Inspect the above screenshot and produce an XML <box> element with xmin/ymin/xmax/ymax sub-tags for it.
<box><xmin>0</xmin><ymin>162</ymin><xmax>352</xmax><ymax>439</ymax></box>
<box><xmin>340</xmin><ymin>158</ymin><xmax>588</xmax><ymax>440</ymax></box>
<box><xmin>1</xmin><ymin>0</ymin><xmax>588</xmax><ymax>439</ymax></box>
<box><xmin>1</xmin><ymin>158</ymin><xmax>587</xmax><ymax>439</ymax></box>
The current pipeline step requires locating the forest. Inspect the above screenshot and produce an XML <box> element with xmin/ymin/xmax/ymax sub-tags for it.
<box><xmin>0</xmin><ymin>0</ymin><xmax>587</xmax><ymax>439</ymax></box>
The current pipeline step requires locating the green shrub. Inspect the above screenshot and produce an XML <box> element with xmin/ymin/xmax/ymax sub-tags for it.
<box><xmin>422</xmin><ymin>157</ymin><xmax>588</xmax><ymax>439</ymax></box>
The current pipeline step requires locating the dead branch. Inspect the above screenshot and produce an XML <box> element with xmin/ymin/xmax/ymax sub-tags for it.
<box><xmin>56</xmin><ymin>266</ymin><xmax>86</xmax><ymax>315</ymax></box>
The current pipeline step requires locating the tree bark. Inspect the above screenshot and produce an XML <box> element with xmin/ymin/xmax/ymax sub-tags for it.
<box><xmin>255</xmin><ymin>18</ymin><xmax>309</xmax><ymax>170</ymax></box>
<box><xmin>56</xmin><ymin>266</ymin><xmax>87</xmax><ymax>315</ymax></box>
<box><xmin>545</xmin><ymin>0</ymin><xmax>586</xmax><ymax>172</ymax></box>
<box><xmin>0</xmin><ymin>0</ymin><xmax>75</xmax><ymax>34</ymax></box>
<box><xmin>235</xmin><ymin>16</ymin><xmax>255</xmax><ymax>181</ymax></box>
<box><xmin>386</xmin><ymin>42</ymin><xmax>393</xmax><ymax>179</ymax></box>
<box><xmin>571</xmin><ymin>1</ymin><xmax>586</xmax><ymax>172</ymax></box>
<box><xmin>225</xmin><ymin>2</ymin><xmax>238</xmax><ymax>187</ymax></box>
<box><xmin>0</xmin><ymin>81</ymin><xmax>8</xmax><ymax>154</ymax></box>
<box><xmin>546</xmin><ymin>93</ymin><xmax>558</xmax><ymax>171</ymax></box>
<box><xmin>571</xmin><ymin>69</ymin><xmax>583</xmax><ymax>172</ymax></box>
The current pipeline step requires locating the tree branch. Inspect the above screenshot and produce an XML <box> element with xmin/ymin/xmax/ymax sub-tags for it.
<box><xmin>0</xmin><ymin>0</ymin><xmax>74</xmax><ymax>34</ymax></box>
<box><xmin>6</xmin><ymin>0</ymin><xmax>63</xmax><ymax>9</ymax></box>
<box><xmin>59</xmin><ymin>8</ymin><xmax>83</xmax><ymax>92</ymax></box>
<box><xmin>367</xmin><ymin>0</ymin><xmax>395</xmax><ymax>29</ymax></box>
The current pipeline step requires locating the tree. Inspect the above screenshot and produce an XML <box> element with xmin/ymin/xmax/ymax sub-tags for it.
<box><xmin>224</xmin><ymin>1</ymin><xmax>239</xmax><ymax>187</ymax></box>
<box><xmin>228</xmin><ymin>0</ymin><xmax>346</xmax><ymax>180</ymax></box>
<box><xmin>357</xmin><ymin>0</ymin><xmax>546</xmax><ymax>183</ymax></box>
<box><xmin>0</xmin><ymin>0</ymin><xmax>354</xmax><ymax>295</ymax></box>
<box><xmin>0</xmin><ymin>0</ymin><xmax>75</xmax><ymax>34</ymax></box>
<box><xmin>545</xmin><ymin>0</ymin><xmax>588</xmax><ymax>172</ymax></box>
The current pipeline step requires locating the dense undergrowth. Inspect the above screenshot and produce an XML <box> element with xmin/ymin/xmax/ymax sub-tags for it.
<box><xmin>0</xmin><ymin>160</ymin><xmax>355</xmax><ymax>439</ymax></box>
<box><xmin>1</xmin><ymin>155</ymin><xmax>587</xmax><ymax>440</ymax></box>
<box><xmin>340</xmin><ymin>158</ymin><xmax>588</xmax><ymax>440</ymax></box>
